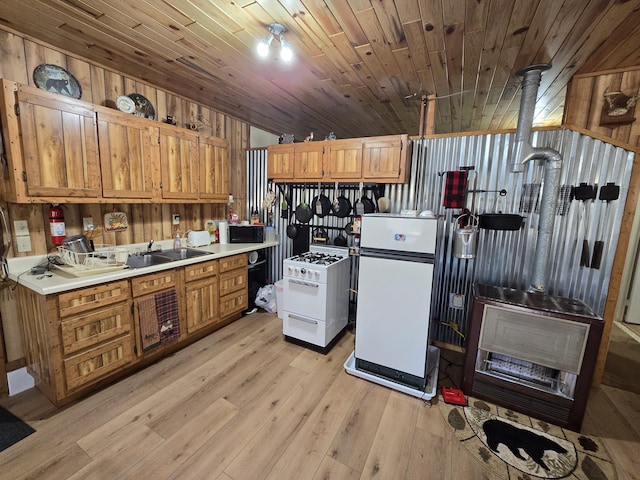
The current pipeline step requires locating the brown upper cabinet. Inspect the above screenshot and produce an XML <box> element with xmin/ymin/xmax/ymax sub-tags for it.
<box><xmin>0</xmin><ymin>80</ymin><xmax>101</xmax><ymax>202</ymax></box>
<box><xmin>294</xmin><ymin>142</ymin><xmax>325</xmax><ymax>180</ymax></box>
<box><xmin>266</xmin><ymin>143</ymin><xmax>295</xmax><ymax>180</ymax></box>
<box><xmin>325</xmin><ymin>138</ymin><xmax>364</xmax><ymax>180</ymax></box>
<box><xmin>0</xmin><ymin>79</ymin><xmax>230</xmax><ymax>204</ymax></box>
<box><xmin>266</xmin><ymin>134</ymin><xmax>410</xmax><ymax>183</ymax></box>
<box><xmin>362</xmin><ymin>135</ymin><xmax>410</xmax><ymax>182</ymax></box>
<box><xmin>96</xmin><ymin>106</ymin><xmax>157</xmax><ymax>199</ymax></box>
<box><xmin>199</xmin><ymin>134</ymin><xmax>230</xmax><ymax>202</ymax></box>
<box><xmin>159</xmin><ymin>124</ymin><xmax>199</xmax><ymax>200</ymax></box>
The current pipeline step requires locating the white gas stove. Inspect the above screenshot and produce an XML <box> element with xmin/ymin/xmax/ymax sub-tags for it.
<box><xmin>282</xmin><ymin>245</ymin><xmax>350</xmax><ymax>352</ymax></box>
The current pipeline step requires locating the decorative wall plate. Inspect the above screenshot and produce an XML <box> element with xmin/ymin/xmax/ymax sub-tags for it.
<box><xmin>104</xmin><ymin>211</ymin><xmax>129</xmax><ymax>232</ymax></box>
<box><xmin>116</xmin><ymin>95</ymin><xmax>136</xmax><ymax>114</ymax></box>
<box><xmin>33</xmin><ymin>64</ymin><xmax>82</xmax><ymax>99</ymax></box>
<box><xmin>128</xmin><ymin>93</ymin><xmax>155</xmax><ymax>119</ymax></box>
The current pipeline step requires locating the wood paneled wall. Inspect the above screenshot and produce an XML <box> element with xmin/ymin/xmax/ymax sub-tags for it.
<box><xmin>0</xmin><ymin>27</ymin><xmax>250</xmax><ymax>257</ymax></box>
<box><xmin>564</xmin><ymin>68</ymin><xmax>640</xmax><ymax>385</ymax></box>
<box><xmin>564</xmin><ymin>68</ymin><xmax>640</xmax><ymax>148</ymax></box>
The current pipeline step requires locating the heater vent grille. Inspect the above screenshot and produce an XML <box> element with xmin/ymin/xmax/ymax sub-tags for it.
<box><xmin>479</xmin><ymin>305</ymin><xmax>589</xmax><ymax>374</ymax></box>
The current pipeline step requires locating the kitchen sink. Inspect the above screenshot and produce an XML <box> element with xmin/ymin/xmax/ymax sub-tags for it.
<box><xmin>157</xmin><ymin>248</ymin><xmax>212</xmax><ymax>260</ymax></box>
<box><xmin>126</xmin><ymin>248</ymin><xmax>212</xmax><ymax>269</ymax></box>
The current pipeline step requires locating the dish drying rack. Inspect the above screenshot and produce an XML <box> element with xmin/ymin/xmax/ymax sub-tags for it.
<box><xmin>56</xmin><ymin>244</ymin><xmax>128</xmax><ymax>276</ymax></box>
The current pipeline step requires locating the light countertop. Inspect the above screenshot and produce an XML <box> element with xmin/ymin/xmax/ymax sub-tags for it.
<box><xmin>7</xmin><ymin>240</ymin><xmax>278</xmax><ymax>295</ymax></box>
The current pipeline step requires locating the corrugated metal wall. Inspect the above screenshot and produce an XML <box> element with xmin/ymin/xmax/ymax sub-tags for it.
<box><xmin>246</xmin><ymin>129</ymin><xmax>635</xmax><ymax>348</ymax></box>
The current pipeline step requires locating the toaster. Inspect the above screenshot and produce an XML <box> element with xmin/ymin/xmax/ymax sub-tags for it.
<box><xmin>187</xmin><ymin>230</ymin><xmax>211</xmax><ymax>247</ymax></box>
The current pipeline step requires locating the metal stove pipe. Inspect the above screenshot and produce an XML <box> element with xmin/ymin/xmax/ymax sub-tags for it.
<box><xmin>510</xmin><ymin>64</ymin><xmax>562</xmax><ymax>293</ymax></box>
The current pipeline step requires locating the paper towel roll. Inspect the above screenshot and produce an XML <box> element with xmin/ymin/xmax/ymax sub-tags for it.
<box><xmin>218</xmin><ymin>221</ymin><xmax>228</xmax><ymax>244</ymax></box>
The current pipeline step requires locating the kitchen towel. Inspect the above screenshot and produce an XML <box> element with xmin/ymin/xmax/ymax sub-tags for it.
<box><xmin>138</xmin><ymin>295</ymin><xmax>160</xmax><ymax>351</ymax></box>
<box><xmin>443</xmin><ymin>171</ymin><xmax>468</xmax><ymax>209</ymax></box>
<box><xmin>155</xmin><ymin>289</ymin><xmax>180</xmax><ymax>344</ymax></box>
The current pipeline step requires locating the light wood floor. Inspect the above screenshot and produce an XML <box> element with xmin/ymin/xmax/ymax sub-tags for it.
<box><xmin>1</xmin><ymin>312</ymin><xmax>638</xmax><ymax>480</ymax></box>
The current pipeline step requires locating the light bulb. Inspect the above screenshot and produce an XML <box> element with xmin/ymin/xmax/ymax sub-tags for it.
<box><xmin>257</xmin><ymin>39</ymin><xmax>270</xmax><ymax>57</ymax></box>
<box><xmin>280</xmin><ymin>43</ymin><xmax>293</xmax><ymax>62</ymax></box>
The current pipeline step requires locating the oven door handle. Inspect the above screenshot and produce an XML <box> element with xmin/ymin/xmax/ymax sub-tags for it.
<box><xmin>288</xmin><ymin>279</ymin><xmax>319</xmax><ymax>288</ymax></box>
<box><xmin>288</xmin><ymin>314</ymin><xmax>318</xmax><ymax>325</ymax></box>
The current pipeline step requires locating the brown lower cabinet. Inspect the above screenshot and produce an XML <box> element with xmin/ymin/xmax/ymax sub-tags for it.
<box><xmin>16</xmin><ymin>253</ymin><xmax>248</xmax><ymax>406</ymax></box>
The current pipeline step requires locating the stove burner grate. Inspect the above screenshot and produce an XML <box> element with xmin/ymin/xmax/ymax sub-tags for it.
<box><xmin>287</xmin><ymin>252</ymin><xmax>346</xmax><ymax>265</ymax></box>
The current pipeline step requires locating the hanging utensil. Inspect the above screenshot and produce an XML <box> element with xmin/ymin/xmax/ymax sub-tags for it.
<box><xmin>295</xmin><ymin>184</ymin><xmax>313</xmax><ymax>223</ymax></box>
<box><xmin>591</xmin><ymin>182</ymin><xmax>620</xmax><ymax>269</ymax></box>
<box><xmin>478</xmin><ymin>189</ymin><xmax>524</xmax><ymax>230</ymax></box>
<box><xmin>281</xmin><ymin>188</ymin><xmax>289</xmax><ymax>219</ymax></box>
<box><xmin>361</xmin><ymin>192</ymin><xmax>375</xmax><ymax>213</ymax></box>
<box><xmin>332</xmin><ymin>181</ymin><xmax>340</xmax><ymax>212</ymax></box>
<box><xmin>354</xmin><ymin>182</ymin><xmax>365</xmax><ymax>215</ymax></box>
<box><xmin>574</xmin><ymin>182</ymin><xmax>596</xmax><ymax>267</ymax></box>
<box><xmin>312</xmin><ymin>182</ymin><xmax>332</xmax><ymax>217</ymax></box>
<box><xmin>333</xmin><ymin>186</ymin><xmax>352</xmax><ymax>218</ymax></box>
<box><xmin>556</xmin><ymin>185</ymin><xmax>573</xmax><ymax>216</ymax></box>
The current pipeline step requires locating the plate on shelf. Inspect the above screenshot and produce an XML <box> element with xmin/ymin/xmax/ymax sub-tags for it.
<box><xmin>33</xmin><ymin>64</ymin><xmax>82</xmax><ymax>99</ymax></box>
<box><xmin>116</xmin><ymin>95</ymin><xmax>136</xmax><ymax>114</ymax></box>
<box><xmin>128</xmin><ymin>93</ymin><xmax>155</xmax><ymax>119</ymax></box>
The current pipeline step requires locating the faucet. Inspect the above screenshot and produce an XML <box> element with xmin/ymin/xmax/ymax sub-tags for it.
<box><xmin>146</xmin><ymin>239</ymin><xmax>154</xmax><ymax>253</ymax></box>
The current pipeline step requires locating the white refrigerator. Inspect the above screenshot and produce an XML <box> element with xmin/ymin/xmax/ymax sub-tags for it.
<box><xmin>354</xmin><ymin>213</ymin><xmax>438</xmax><ymax>390</ymax></box>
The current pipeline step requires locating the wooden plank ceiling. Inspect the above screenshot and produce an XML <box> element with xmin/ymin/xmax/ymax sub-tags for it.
<box><xmin>0</xmin><ymin>0</ymin><xmax>638</xmax><ymax>139</ymax></box>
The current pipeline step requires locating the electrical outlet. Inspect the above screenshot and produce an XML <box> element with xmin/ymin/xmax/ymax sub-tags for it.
<box><xmin>13</xmin><ymin>220</ymin><xmax>29</xmax><ymax>236</ymax></box>
<box><xmin>449</xmin><ymin>293</ymin><xmax>465</xmax><ymax>310</ymax></box>
<box><xmin>83</xmin><ymin>215</ymin><xmax>94</xmax><ymax>231</ymax></box>
<box><xmin>16</xmin><ymin>236</ymin><xmax>31</xmax><ymax>253</ymax></box>
<box><xmin>172</xmin><ymin>213</ymin><xmax>180</xmax><ymax>225</ymax></box>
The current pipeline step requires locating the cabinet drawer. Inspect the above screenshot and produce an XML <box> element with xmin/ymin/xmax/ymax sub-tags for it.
<box><xmin>219</xmin><ymin>254</ymin><xmax>247</xmax><ymax>273</ymax></box>
<box><xmin>63</xmin><ymin>335</ymin><xmax>133</xmax><ymax>391</ymax></box>
<box><xmin>61</xmin><ymin>302</ymin><xmax>132</xmax><ymax>355</ymax></box>
<box><xmin>186</xmin><ymin>277</ymin><xmax>220</xmax><ymax>334</ymax></box>
<box><xmin>220</xmin><ymin>290</ymin><xmax>248</xmax><ymax>318</ymax></box>
<box><xmin>131</xmin><ymin>270</ymin><xmax>178</xmax><ymax>297</ymax></box>
<box><xmin>58</xmin><ymin>280</ymin><xmax>130</xmax><ymax>318</ymax></box>
<box><xmin>219</xmin><ymin>268</ymin><xmax>248</xmax><ymax>297</ymax></box>
<box><xmin>184</xmin><ymin>259</ymin><xmax>218</xmax><ymax>283</ymax></box>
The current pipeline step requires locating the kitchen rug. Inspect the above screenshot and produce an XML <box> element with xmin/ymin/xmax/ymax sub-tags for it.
<box><xmin>439</xmin><ymin>395</ymin><xmax>616</xmax><ymax>479</ymax></box>
<box><xmin>0</xmin><ymin>406</ymin><xmax>35</xmax><ymax>452</ymax></box>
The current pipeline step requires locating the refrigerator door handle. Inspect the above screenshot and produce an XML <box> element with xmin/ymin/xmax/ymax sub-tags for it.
<box><xmin>360</xmin><ymin>247</ymin><xmax>434</xmax><ymax>263</ymax></box>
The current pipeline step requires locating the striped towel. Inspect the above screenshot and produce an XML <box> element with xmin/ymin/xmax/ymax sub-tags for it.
<box><xmin>138</xmin><ymin>295</ymin><xmax>160</xmax><ymax>351</ymax></box>
<box><xmin>443</xmin><ymin>171</ymin><xmax>468</xmax><ymax>209</ymax></box>
<box><xmin>156</xmin><ymin>289</ymin><xmax>180</xmax><ymax>344</ymax></box>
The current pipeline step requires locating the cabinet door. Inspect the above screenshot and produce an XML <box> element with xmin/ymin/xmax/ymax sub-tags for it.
<box><xmin>220</xmin><ymin>289</ymin><xmax>248</xmax><ymax>319</ymax></box>
<box><xmin>96</xmin><ymin>107</ymin><xmax>157</xmax><ymax>199</ymax></box>
<box><xmin>219</xmin><ymin>268</ymin><xmax>248</xmax><ymax>297</ymax></box>
<box><xmin>267</xmin><ymin>144</ymin><xmax>294</xmax><ymax>180</ymax></box>
<box><xmin>63</xmin><ymin>335</ymin><xmax>133</xmax><ymax>392</ymax></box>
<box><xmin>219</xmin><ymin>254</ymin><xmax>248</xmax><ymax>273</ymax></box>
<box><xmin>159</xmin><ymin>124</ymin><xmax>199</xmax><ymax>199</ymax></box>
<box><xmin>186</xmin><ymin>277</ymin><xmax>220</xmax><ymax>334</ymax></box>
<box><xmin>362</xmin><ymin>134</ymin><xmax>410</xmax><ymax>183</ymax></box>
<box><xmin>326</xmin><ymin>138</ymin><xmax>363</xmax><ymax>180</ymax></box>
<box><xmin>60</xmin><ymin>302</ymin><xmax>132</xmax><ymax>355</ymax></box>
<box><xmin>294</xmin><ymin>142</ymin><xmax>324</xmax><ymax>180</ymax></box>
<box><xmin>199</xmin><ymin>134</ymin><xmax>230</xmax><ymax>201</ymax></box>
<box><xmin>16</xmin><ymin>84</ymin><xmax>101</xmax><ymax>198</ymax></box>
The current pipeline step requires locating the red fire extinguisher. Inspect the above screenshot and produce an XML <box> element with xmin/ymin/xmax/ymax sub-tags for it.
<box><xmin>48</xmin><ymin>204</ymin><xmax>66</xmax><ymax>246</ymax></box>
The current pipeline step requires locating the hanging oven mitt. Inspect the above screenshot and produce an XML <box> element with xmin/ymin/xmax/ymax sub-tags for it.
<box><xmin>443</xmin><ymin>171</ymin><xmax>468</xmax><ymax>209</ymax></box>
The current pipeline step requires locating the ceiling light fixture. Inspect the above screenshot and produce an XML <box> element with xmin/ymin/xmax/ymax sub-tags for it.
<box><xmin>257</xmin><ymin>23</ymin><xmax>293</xmax><ymax>61</ymax></box>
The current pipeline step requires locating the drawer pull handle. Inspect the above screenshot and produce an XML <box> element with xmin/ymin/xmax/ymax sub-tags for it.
<box><xmin>289</xmin><ymin>314</ymin><xmax>318</xmax><ymax>325</ymax></box>
<box><xmin>289</xmin><ymin>279</ymin><xmax>319</xmax><ymax>288</ymax></box>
